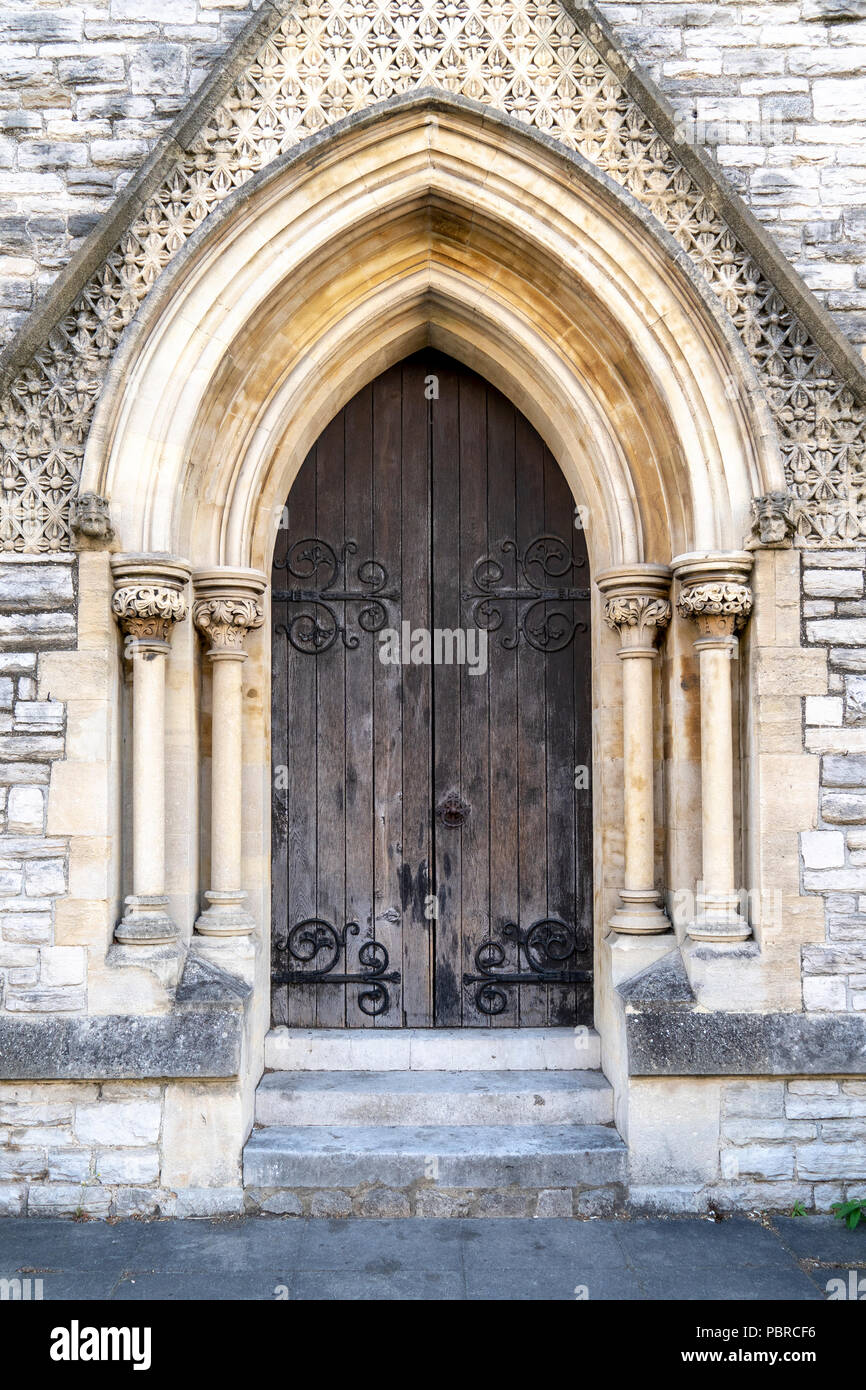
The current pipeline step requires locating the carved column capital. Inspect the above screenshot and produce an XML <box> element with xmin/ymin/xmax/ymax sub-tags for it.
<box><xmin>193</xmin><ymin>596</ymin><xmax>264</xmax><ymax>654</ymax></box>
<box><xmin>604</xmin><ymin>594</ymin><xmax>672</xmax><ymax>649</ymax></box>
<box><xmin>111</xmin><ymin>555</ymin><xmax>191</xmax><ymax>649</ymax></box>
<box><xmin>192</xmin><ymin>568</ymin><xmax>267</xmax><ymax>658</ymax></box>
<box><xmin>676</xmin><ymin>581</ymin><xmax>753</xmax><ymax>639</ymax></box>
<box><xmin>596</xmin><ymin>563</ymin><xmax>672</xmax><ymax>655</ymax></box>
<box><xmin>671</xmin><ymin>552</ymin><xmax>754</xmax><ymax>642</ymax></box>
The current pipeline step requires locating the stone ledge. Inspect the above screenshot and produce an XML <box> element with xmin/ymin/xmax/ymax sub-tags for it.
<box><xmin>244</xmin><ymin>1183</ymin><xmax>624</xmax><ymax>1218</ymax></box>
<box><xmin>0</xmin><ymin>1003</ymin><xmax>244</xmax><ymax>1080</ymax></box>
<box><xmin>626</xmin><ymin>1007</ymin><xmax>866</xmax><ymax>1076</ymax></box>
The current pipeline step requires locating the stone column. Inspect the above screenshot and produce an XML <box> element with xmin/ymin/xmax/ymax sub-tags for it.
<box><xmin>597</xmin><ymin>565</ymin><xmax>672</xmax><ymax>934</ymax></box>
<box><xmin>111</xmin><ymin>555</ymin><xmax>191</xmax><ymax>944</ymax></box>
<box><xmin>672</xmin><ymin>552</ymin><xmax>754</xmax><ymax>942</ymax></box>
<box><xmin>192</xmin><ymin>569</ymin><xmax>266</xmax><ymax>937</ymax></box>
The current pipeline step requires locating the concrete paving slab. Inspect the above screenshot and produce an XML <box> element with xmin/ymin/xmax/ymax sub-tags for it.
<box><xmin>0</xmin><ymin>1214</ymin><xmax>849</xmax><ymax>1301</ymax></box>
<box><xmin>0</xmin><ymin>1217</ymin><xmax>147</xmax><ymax>1273</ymax></box>
<box><xmin>771</xmin><ymin>1214</ymin><xmax>866</xmax><ymax>1266</ymax></box>
<box><xmin>639</xmin><ymin>1265</ymin><xmax>824</xmax><ymax>1301</ymax></box>
<box><xmin>110</xmin><ymin>1272</ymin><xmax>287</xmax><ymax>1301</ymax></box>
<box><xmin>460</xmin><ymin>1217</ymin><xmax>626</xmax><ymax>1269</ymax></box>
<box><xmin>612</xmin><ymin>1216</ymin><xmax>785</xmax><ymax>1268</ymax></box>
<box><xmin>295</xmin><ymin>1270</ymin><xmax>466</xmax><ymax>1300</ymax></box>
<box><xmin>298</xmin><ymin>1217</ymin><xmax>465</xmax><ymax>1270</ymax></box>
<box><xmin>465</xmin><ymin>1264</ymin><xmax>645</xmax><ymax>1300</ymax></box>
<box><xmin>127</xmin><ymin>1217</ymin><xmax>304</xmax><ymax>1272</ymax></box>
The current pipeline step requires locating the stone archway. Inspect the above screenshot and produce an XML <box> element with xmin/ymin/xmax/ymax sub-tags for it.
<box><xmin>82</xmin><ymin>98</ymin><xmax>782</xmax><ymax>569</ymax></box>
<box><xmin>58</xmin><ymin>100</ymin><xmax>790</xmax><ymax>1185</ymax></box>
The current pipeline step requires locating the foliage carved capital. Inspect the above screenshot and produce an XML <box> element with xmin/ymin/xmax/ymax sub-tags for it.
<box><xmin>677</xmin><ymin>581</ymin><xmax>753</xmax><ymax>637</ymax></box>
<box><xmin>604</xmin><ymin>594</ymin><xmax>672</xmax><ymax>649</ymax></box>
<box><xmin>112</xmin><ymin>584</ymin><xmax>188</xmax><ymax>644</ymax></box>
<box><xmin>193</xmin><ymin>595</ymin><xmax>265</xmax><ymax>653</ymax></box>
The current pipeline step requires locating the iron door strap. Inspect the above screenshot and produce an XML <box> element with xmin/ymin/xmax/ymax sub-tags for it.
<box><xmin>272</xmin><ymin>537</ymin><xmax>398</xmax><ymax>653</ymax></box>
<box><xmin>463</xmin><ymin>533</ymin><xmax>590</xmax><ymax>651</ymax></box>
<box><xmin>271</xmin><ymin>919</ymin><xmax>401</xmax><ymax>1017</ymax></box>
<box><xmin>462</xmin><ymin>918</ymin><xmax>593</xmax><ymax>1016</ymax></box>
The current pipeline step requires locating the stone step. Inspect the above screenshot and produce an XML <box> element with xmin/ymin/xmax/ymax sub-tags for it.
<box><xmin>244</xmin><ymin>1123</ymin><xmax>626</xmax><ymax>1192</ymax></box>
<box><xmin>255</xmin><ymin>1069</ymin><xmax>614</xmax><ymax>1127</ymax></box>
<box><xmin>264</xmin><ymin>1026</ymin><xmax>600</xmax><ymax>1072</ymax></box>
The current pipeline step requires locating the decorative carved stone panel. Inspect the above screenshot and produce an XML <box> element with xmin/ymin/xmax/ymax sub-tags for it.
<box><xmin>0</xmin><ymin>0</ymin><xmax>863</xmax><ymax>552</ymax></box>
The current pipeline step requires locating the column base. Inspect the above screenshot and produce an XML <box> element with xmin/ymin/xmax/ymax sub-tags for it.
<box><xmin>686</xmin><ymin>895</ymin><xmax>751</xmax><ymax>943</ymax></box>
<box><xmin>194</xmin><ymin>889</ymin><xmax>256</xmax><ymax>938</ymax></box>
<box><xmin>114</xmin><ymin>895</ymin><xmax>177</xmax><ymax>945</ymax></box>
<box><xmin>609</xmin><ymin>889</ymin><xmax>670</xmax><ymax>935</ymax></box>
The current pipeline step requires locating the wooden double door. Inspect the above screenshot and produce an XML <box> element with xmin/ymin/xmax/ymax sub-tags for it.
<box><xmin>271</xmin><ymin>352</ymin><xmax>592</xmax><ymax>1028</ymax></box>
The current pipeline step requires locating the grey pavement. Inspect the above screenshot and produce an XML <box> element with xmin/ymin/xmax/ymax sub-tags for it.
<box><xmin>0</xmin><ymin>1214</ymin><xmax>863</xmax><ymax>1300</ymax></box>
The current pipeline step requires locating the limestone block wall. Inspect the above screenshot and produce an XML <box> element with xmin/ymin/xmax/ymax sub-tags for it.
<box><xmin>1</xmin><ymin>1</ymin><xmax>866</xmax><ymax>349</ymax></box>
<box><xmin>0</xmin><ymin>1079</ymin><xmax>247</xmax><ymax>1217</ymax></box>
<box><xmin>601</xmin><ymin>0</ymin><xmax>866</xmax><ymax>348</ymax></box>
<box><xmin>798</xmin><ymin>547</ymin><xmax>866</xmax><ymax>1011</ymax></box>
<box><xmin>0</xmin><ymin>554</ymin><xmax>80</xmax><ymax>1014</ymax></box>
<box><xmin>629</xmin><ymin>1075</ymin><xmax>866</xmax><ymax>1213</ymax></box>
<box><xmin>718</xmin><ymin>1079</ymin><xmax>866</xmax><ymax>1207</ymax></box>
<box><xmin>0</xmin><ymin>0</ymin><xmax>267</xmax><ymax>345</ymax></box>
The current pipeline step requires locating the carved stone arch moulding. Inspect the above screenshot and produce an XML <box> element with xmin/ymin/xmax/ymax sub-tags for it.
<box><xmin>0</xmin><ymin>0</ymin><xmax>864</xmax><ymax>553</ymax></box>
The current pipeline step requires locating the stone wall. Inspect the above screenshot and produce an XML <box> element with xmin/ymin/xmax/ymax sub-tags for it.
<box><xmin>717</xmin><ymin>1078</ymin><xmax>866</xmax><ymax>1208</ymax></box>
<box><xmin>2</xmin><ymin>0</ymin><xmax>866</xmax><ymax>351</ymax></box>
<box><xmin>0</xmin><ymin>555</ymin><xmax>79</xmax><ymax>1015</ymax></box>
<box><xmin>600</xmin><ymin>0</ymin><xmax>866</xmax><ymax>349</ymax></box>
<box><xmin>0</xmin><ymin>0</ymin><xmax>267</xmax><ymax>346</ymax></box>
<box><xmin>799</xmin><ymin>548</ymin><xmax>866</xmax><ymax>1010</ymax></box>
<box><xmin>0</xmin><ymin>1078</ymin><xmax>247</xmax><ymax>1217</ymax></box>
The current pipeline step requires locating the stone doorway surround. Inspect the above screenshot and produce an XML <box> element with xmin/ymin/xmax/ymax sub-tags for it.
<box><xmin>44</xmin><ymin>99</ymin><xmax>812</xmax><ymax>1186</ymax></box>
<box><xmin>2</xmin><ymin>85</ymin><xmax>865</xmax><ymax>1210</ymax></box>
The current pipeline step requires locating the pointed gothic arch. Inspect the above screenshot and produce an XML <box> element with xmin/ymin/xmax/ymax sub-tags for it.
<box><xmin>81</xmin><ymin>96</ymin><xmax>783</xmax><ymax>572</ymax></box>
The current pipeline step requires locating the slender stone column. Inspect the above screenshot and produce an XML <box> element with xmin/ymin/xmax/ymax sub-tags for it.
<box><xmin>672</xmin><ymin>552</ymin><xmax>754</xmax><ymax>943</ymax></box>
<box><xmin>111</xmin><ymin>555</ymin><xmax>191</xmax><ymax>944</ymax></box>
<box><xmin>597</xmin><ymin>565</ymin><xmax>672</xmax><ymax>934</ymax></box>
<box><xmin>193</xmin><ymin>568</ymin><xmax>266</xmax><ymax>937</ymax></box>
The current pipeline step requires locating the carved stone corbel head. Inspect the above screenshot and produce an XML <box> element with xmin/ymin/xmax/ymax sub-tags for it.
<box><xmin>71</xmin><ymin>493</ymin><xmax>114</xmax><ymax>548</ymax></box>
<box><xmin>744</xmin><ymin>491</ymin><xmax>796</xmax><ymax>550</ymax></box>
